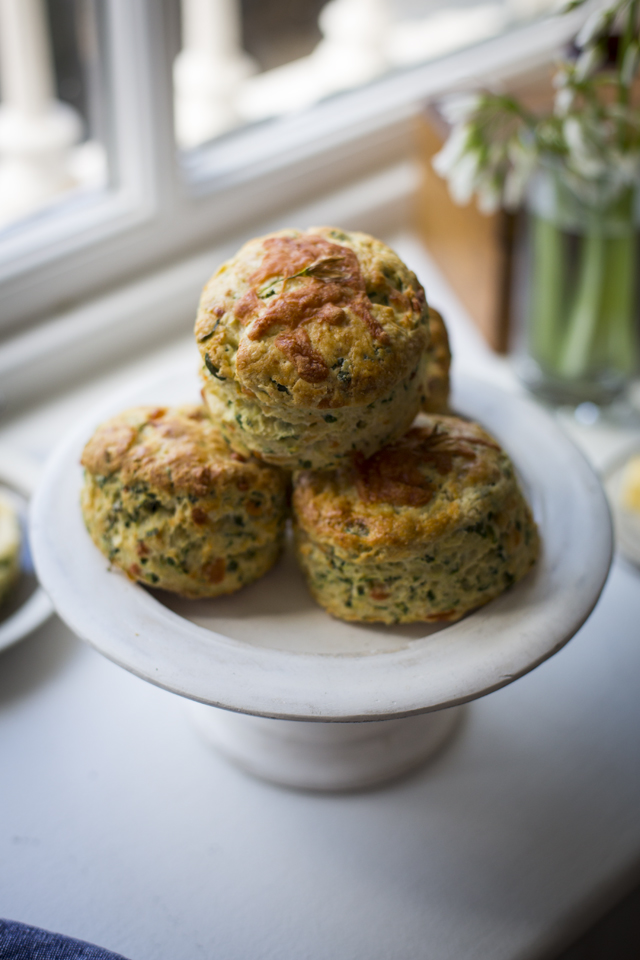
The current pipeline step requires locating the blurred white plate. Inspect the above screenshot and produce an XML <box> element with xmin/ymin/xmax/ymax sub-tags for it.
<box><xmin>0</xmin><ymin>452</ymin><xmax>54</xmax><ymax>653</ymax></box>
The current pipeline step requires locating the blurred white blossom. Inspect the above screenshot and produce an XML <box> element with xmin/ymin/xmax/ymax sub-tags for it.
<box><xmin>433</xmin><ymin>0</ymin><xmax>640</xmax><ymax>213</ymax></box>
<box><xmin>621</xmin><ymin>40</ymin><xmax>640</xmax><ymax>84</ymax></box>
<box><xmin>433</xmin><ymin>95</ymin><xmax>538</xmax><ymax>211</ymax></box>
<box><xmin>574</xmin><ymin>43</ymin><xmax>604</xmax><ymax>80</ymax></box>
<box><xmin>575</xmin><ymin>5</ymin><xmax>614</xmax><ymax>48</ymax></box>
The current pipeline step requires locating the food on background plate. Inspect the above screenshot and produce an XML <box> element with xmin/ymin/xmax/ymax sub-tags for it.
<box><xmin>0</xmin><ymin>491</ymin><xmax>21</xmax><ymax>606</ymax></box>
<box><xmin>620</xmin><ymin>454</ymin><xmax>640</xmax><ymax>514</ymax></box>
<box><xmin>292</xmin><ymin>415</ymin><xmax>538</xmax><ymax>624</ymax></box>
<box><xmin>195</xmin><ymin>227</ymin><xmax>431</xmax><ymax>470</ymax></box>
<box><xmin>80</xmin><ymin>405</ymin><xmax>289</xmax><ymax>598</ymax></box>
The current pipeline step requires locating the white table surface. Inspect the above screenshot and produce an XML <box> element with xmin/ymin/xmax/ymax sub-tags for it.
<box><xmin>1</xmin><ymin>234</ymin><xmax>639</xmax><ymax>960</ymax></box>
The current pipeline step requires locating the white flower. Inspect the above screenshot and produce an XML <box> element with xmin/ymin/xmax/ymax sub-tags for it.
<box><xmin>621</xmin><ymin>41</ymin><xmax>640</xmax><ymax>86</ymax></box>
<box><xmin>563</xmin><ymin>116</ymin><xmax>609</xmax><ymax>178</ymax></box>
<box><xmin>574</xmin><ymin>43</ymin><xmax>604</xmax><ymax>80</ymax></box>
<box><xmin>431</xmin><ymin>0</ymin><xmax>640</xmax><ymax>214</ymax></box>
<box><xmin>503</xmin><ymin>140</ymin><xmax>537</xmax><ymax>208</ymax></box>
<box><xmin>477</xmin><ymin>179</ymin><xmax>501</xmax><ymax>214</ymax></box>
<box><xmin>611</xmin><ymin>149</ymin><xmax>640</xmax><ymax>184</ymax></box>
<box><xmin>575</xmin><ymin>4</ymin><xmax>614</xmax><ymax>49</ymax></box>
<box><xmin>432</xmin><ymin>123</ymin><xmax>471</xmax><ymax>177</ymax></box>
<box><xmin>555</xmin><ymin>86</ymin><xmax>576</xmax><ymax>115</ymax></box>
<box><xmin>447</xmin><ymin>150</ymin><xmax>483</xmax><ymax>205</ymax></box>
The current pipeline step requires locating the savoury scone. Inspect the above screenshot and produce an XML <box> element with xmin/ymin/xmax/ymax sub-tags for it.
<box><xmin>422</xmin><ymin>307</ymin><xmax>451</xmax><ymax>414</ymax></box>
<box><xmin>0</xmin><ymin>491</ymin><xmax>21</xmax><ymax>606</ymax></box>
<box><xmin>81</xmin><ymin>405</ymin><xmax>289</xmax><ymax>598</ymax></box>
<box><xmin>293</xmin><ymin>415</ymin><xmax>538</xmax><ymax>624</ymax></box>
<box><xmin>195</xmin><ymin>227</ymin><xmax>431</xmax><ymax>470</ymax></box>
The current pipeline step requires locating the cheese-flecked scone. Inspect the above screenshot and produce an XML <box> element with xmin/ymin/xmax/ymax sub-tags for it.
<box><xmin>422</xmin><ymin>307</ymin><xmax>451</xmax><ymax>414</ymax></box>
<box><xmin>195</xmin><ymin>227</ymin><xmax>431</xmax><ymax>470</ymax></box>
<box><xmin>293</xmin><ymin>415</ymin><xmax>538</xmax><ymax>624</ymax></box>
<box><xmin>0</xmin><ymin>491</ymin><xmax>21</xmax><ymax>606</ymax></box>
<box><xmin>81</xmin><ymin>405</ymin><xmax>289</xmax><ymax>598</ymax></box>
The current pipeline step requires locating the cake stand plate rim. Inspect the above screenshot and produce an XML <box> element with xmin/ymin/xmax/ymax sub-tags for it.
<box><xmin>30</xmin><ymin>365</ymin><xmax>613</xmax><ymax>721</ymax></box>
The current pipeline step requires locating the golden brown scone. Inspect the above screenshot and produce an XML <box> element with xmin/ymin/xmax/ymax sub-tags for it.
<box><xmin>422</xmin><ymin>307</ymin><xmax>451</xmax><ymax>414</ymax></box>
<box><xmin>293</xmin><ymin>415</ymin><xmax>538</xmax><ymax>624</ymax></box>
<box><xmin>195</xmin><ymin>227</ymin><xmax>431</xmax><ymax>469</ymax></box>
<box><xmin>81</xmin><ymin>405</ymin><xmax>289</xmax><ymax>598</ymax></box>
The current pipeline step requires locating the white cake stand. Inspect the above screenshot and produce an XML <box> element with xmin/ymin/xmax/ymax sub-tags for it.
<box><xmin>30</xmin><ymin>370</ymin><xmax>613</xmax><ymax>790</ymax></box>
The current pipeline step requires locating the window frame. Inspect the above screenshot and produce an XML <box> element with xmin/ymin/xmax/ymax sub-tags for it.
<box><xmin>0</xmin><ymin>0</ymin><xmax>583</xmax><ymax>339</ymax></box>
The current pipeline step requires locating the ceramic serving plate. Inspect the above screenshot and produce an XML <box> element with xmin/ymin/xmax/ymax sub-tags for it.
<box><xmin>30</xmin><ymin>366</ymin><xmax>612</xmax><ymax>721</ymax></box>
<box><xmin>0</xmin><ymin>454</ymin><xmax>53</xmax><ymax>654</ymax></box>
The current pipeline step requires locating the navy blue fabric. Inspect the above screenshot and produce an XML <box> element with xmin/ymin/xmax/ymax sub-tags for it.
<box><xmin>0</xmin><ymin>920</ymin><xmax>129</xmax><ymax>960</ymax></box>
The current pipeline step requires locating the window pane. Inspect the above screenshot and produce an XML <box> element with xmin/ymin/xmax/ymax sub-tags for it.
<box><xmin>242</xmin><ymin>0</ymin><xmax>324</xmax><ymax>71</ymax></box>
<box><xmin>0</xmin><ymin>0</ymin><xmax>109</xmax><ymax>232</ymax></box>
<box><xmin>173</xmin><ymin>0</ymin><xmax>558</xmax><ymax>153</ymax></box>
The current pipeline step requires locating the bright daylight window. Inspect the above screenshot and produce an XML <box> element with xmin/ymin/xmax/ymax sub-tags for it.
<box><xmin>0</xmin><ymin>0</ymin><xmax>108</xmax><ymax>230</ymax></box>
<box><xmin>0</xmin><ymin>0</ymin><xmax>567</xmax><ymax>339</ymax></box>
<box><xmin>175</xmin><ymin>0</ymin><xmax>557</xmax><ymax>151</ymax></box>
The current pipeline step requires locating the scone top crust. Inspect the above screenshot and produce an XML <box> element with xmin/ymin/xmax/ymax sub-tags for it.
<box><xmin>81</xmin><ymin>405</ymin><xmax>283</xmax><ymax>497</ymax></box>
<box><xmin>195</xmin><ymin>227</ymin><xmax>430</xmax><ymax>410</ymax></box>
<box><xmin>294</xmin><ymin>416</ymin><xmax>519</xmax><ymax>561</ymax></box>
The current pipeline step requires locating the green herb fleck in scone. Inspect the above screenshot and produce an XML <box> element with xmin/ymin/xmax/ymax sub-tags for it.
<box><xmin>292</xmin><ymin>415</ymin><xmax>538</xmax><ymax>624</ymax></box>
<box><xmin>0</xmin><ymin>492</ymin><xmax>21</xmax><ymax>606</ymax></box>
<box><xmin>195</xmin><ymin>227</ymin><xmax>431</xmax><ymax>470</ymax></box>
<box><xmin>80</xmin><ymin>405</ymin><xmax>289</xmax><ymax>598</ymax></box>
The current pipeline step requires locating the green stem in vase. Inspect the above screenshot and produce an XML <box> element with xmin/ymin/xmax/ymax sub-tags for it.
<box><xmin>600</xmin><ymin>230</ymin><xmax>638</xmax><ymax>376</ymax></box>
<box><xmin>528</xmin><ymin>215</ymin><xmax>566</xmax><ymax>372</ymax></box>
<box><xmin>557</xmin><ymin>225</ymin><xmax>606</xmax><ymax>380</ymax></box>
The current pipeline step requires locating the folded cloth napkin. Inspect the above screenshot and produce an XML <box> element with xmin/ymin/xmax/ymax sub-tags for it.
<box><xmin>0</xmin><ymin>919</ymin><xmax>130</xmax><ymax>959</ymax></box>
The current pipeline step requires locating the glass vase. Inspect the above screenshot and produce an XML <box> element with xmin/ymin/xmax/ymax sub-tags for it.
<box><xmin>516</xmin><ymin>169</ymin><xmax>639</xmax><ymax>407</ymax></box>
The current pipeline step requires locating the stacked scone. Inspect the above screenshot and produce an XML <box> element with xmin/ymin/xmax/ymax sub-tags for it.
<box><xmin>81</xmin><ymin>226</ymin><xmax>538</xmax><ymax>620</ymax></box>
<box><xmin>195</xmin><ymin>227</ymin><xmax>431</xmax><ymax>469</ymax></box>
<box><xmin>81</xmin><ymin>405</ymin><xmax>289</xmax><ymax>597</ymax></box>
<box><xmin>293</xmin><ymin>417</ymin><xmax>538</xmax><ymax>623</ymax></box>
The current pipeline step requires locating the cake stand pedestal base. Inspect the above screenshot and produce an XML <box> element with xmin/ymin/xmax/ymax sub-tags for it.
<box><xmin>188</xmin><ymin>704</ymin><xmax>464</xmax><ymax>791</ymax></box>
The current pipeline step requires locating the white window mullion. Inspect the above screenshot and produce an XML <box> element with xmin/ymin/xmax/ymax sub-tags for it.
<box><xmin>0</xmin><ymin>0</ymin><xmax>83</xmax><ymax>225</ymax></box>
<box><xmin>0</xmin><ymin>0</ymin><xmax>177</xmax><ymax>335</ymax></box>
<box><xmin>107</xmin><ymin>0</ymin><xmax>177</xmax><ymax>212</ymax></box>
<box><xmin>174</xmin><ymin>0</ymin><xmax>255</xmax><ymax>148</ymax></box>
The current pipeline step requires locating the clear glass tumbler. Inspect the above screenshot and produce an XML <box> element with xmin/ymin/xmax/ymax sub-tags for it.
<box><xmin>516</xmin><ymin>168</ymin><xmax>639</xmax><ymax>406</ymax></box>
